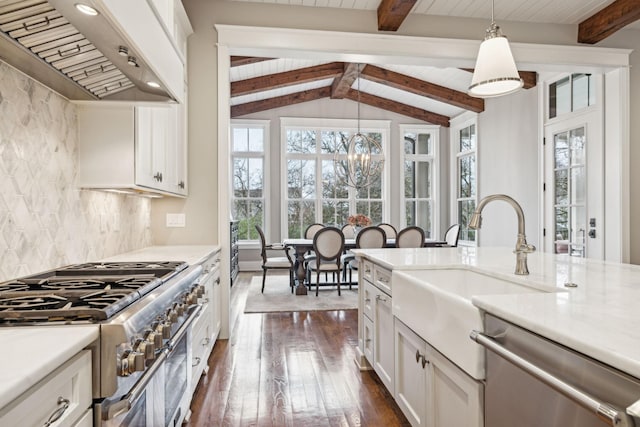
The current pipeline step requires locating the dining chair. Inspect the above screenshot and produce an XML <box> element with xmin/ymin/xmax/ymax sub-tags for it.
<box><xmin>342</xmin><ymin>226</ymin><xmax>386</xmax><ymax>285</ymax></box>
<box><xmin>341</xmin><ymin>223</ymin><xmax>356</xmax><ymax>239</ymax></box>
<box><xmin>396</xmin><ymin>226</ymin><xmax>426</xmax><ymax>248</ymax></box>
<box><xmin>255</xmin><ymin>225</ymin><xmax>294</xmax><ymax>293</ymax></box>
<box><xmin>306</xmin><ymin>226</ymin><xmax>345</xmax><ymax>296</ymax></box>
<box><xmin>377</xmin><ymin>223</ymin><xmax>397</xmax><ymax>239</ymax></box>
<box><xmin>443</xmin><ymin>224</ymin><xmax>461</xmax><ymax>247</ymax></box>
<box><xmin>303</xmin><ymin>223</ymin><xmax>325</xmax><ymax>285</ymax></box>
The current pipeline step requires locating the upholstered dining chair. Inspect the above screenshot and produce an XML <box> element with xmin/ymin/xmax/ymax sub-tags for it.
<box><xmin>341</xmin><ymin>223</ymin><xmax>356</xmax><ymax>239</ymax></box>
<box><xmin>307</xmin><ymin>226</ymin><xmax>345</xmax><ymax>296</ymax></box>
<box><xmin>255</xmin><ymin>225</ymin><xmax>294</xmax><ymax>293</ymax></box>
<box><xmin>395</xmin><ymin>226</ymin><xmax>426</xmax><ymax>248</ymax></box>
<box><xmin>303</xmin><ymin>223</ymin><xmax>325</xmax><ymax>285</ymax></box>
<box><xmin>444</xmin><ymin>224</ymin><xmax>461</xmax><ymax>247</ymax></box>
<box><xmin>377</xmin><ymin>223</ymin><xmax>397</xmax><ymax>239</ymax></box>
<box><xmin>342</xmin><ymin>226</ymin><xmax>386</xmax><ymax>285</ymax></box>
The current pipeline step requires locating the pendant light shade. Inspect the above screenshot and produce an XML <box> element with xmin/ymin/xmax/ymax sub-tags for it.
<box><xmin>468</xmin><ymin>3</ymin><xmax>523</xmax><ymax>98</ymax></box>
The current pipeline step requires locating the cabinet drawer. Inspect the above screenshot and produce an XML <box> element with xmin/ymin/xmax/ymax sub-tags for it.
<box><xmin>362</xmin><ymin>281</ymin><xmax>375</xmax><ymax>320</ymax></box>
<box><xmin>191</xmin><ymin>306</ymin><xmax>212</xmax><ymax>392</ymax></box>
<box><xmin>361</xmin><ymin>260</ymin><xmax>374</xmax><ymax>283</ymax></box>
<box><xmin>0</xmin><ymin>350</ymin><xmax>92</xmax><ymax>427</ymax></box>
<box><xmin>374</xmin><ymin>265</ymin><xmax>392</xmax><ymax>295</ymax></box>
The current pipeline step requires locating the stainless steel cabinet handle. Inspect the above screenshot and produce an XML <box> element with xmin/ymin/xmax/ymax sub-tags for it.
<box><xmin>375</xmin><ymin>294</ymin><xmax>388</xmax><ymax>303</ymax></box>
<box><xmin>59</xmin><ymin>44</ymin><xmax>81</xmax><ymax>58</ymax></box>
<box><xmin>470</xmin><ymin>331</ymin><xmax>633</xmax><ymax>427</ymax></box>
<box><xmin>44</xmin><ymin>396</ymin><xmax>69</xmax><ymax>426</ymax></box>
<box><xmin>364</xmin><ymin>298</ymin><xmax>371</xmax><ymax>303</ymax></box>
<box><xmin>378</xmin><ymin>276</ymin><xmax>389</xmax><ymax>283</ymax></box>
<box><xmin>192</xmin><ymin>356</ymin><xmax>201</xmax><ymax>367</ymax></box>
<box><xmin>23</xmin><ymin>17</ymin><xmax>50</xmax><ymax>31</ymax></box>
<box><xmin>202</xmin><ymin>337</ymin><xmax>211</xmax><ymax>346</ymax></box>
<box><xmin>415</xmin><ymin>349</ymin><xmax>421</xmax><ymax>363</ymax></box>
<box><xmin>414</xmin><ymin>350</ymin><xmax>429</xmax><ymax>369</ymax></box>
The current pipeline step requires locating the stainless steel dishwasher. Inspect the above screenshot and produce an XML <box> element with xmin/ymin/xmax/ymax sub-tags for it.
<box><xmin>471</xmin><ymin>314</ymin><xmax>640</xmax><ymax>427</ymax></box>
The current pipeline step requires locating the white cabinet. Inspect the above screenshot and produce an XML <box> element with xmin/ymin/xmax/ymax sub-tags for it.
<box><xmin>0</xmin><ymin>350</ymin><xmax>92</xmax><ymax>427</ymax></box>
<box><xmin>78</xmin><ymin>103</ymin><xmax>188</xmax><ymax>197</ymax></box>
<box><xmin>394</xmin><ymin>319</ymin><xmax>483</xmax><ymax>427</ymax></box>
<box><xmin>362</xmin><ymin>280</ymin><xmax>394</xmax><ymax>394</ymax></box>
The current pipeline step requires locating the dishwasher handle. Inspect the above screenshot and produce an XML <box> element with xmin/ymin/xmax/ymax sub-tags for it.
<box><xmin>470</xmin><ymin>330</ymin><xmax>634</xmax><ymax>427</ymax></box>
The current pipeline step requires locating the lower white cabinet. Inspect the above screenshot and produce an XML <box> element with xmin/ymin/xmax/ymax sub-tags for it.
<box><xmin>370</xmin><ymin>283</ymin><xmax>395</xmax><ymax>394</ymax></box>
<box><xmin>0</xmin><ymin>350</ymin><xmax>92</xmax><ymax>427</ymax></box>
<box><xmin>394</xmin><ymin>319</ymin><xmax>483</xmax><ymax>427</ymax></box>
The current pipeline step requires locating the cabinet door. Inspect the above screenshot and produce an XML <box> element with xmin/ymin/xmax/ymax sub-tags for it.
<box><xmin>426</xmin><ymin>344</ymin><xmax>484</xmax><ymax>427</ymax></box>
<box><xmin>363</xmin><ymin>314</ymin><xmax>374</xmax><ymax>364</ymax></box>
<box><xmin>211</xmin><ymin>273</ymin><xmax>222</xmax><ymax>339</ymax></box>
<box><xmin>394</xmin><ymin>319</ymin><xmax>429</xmax><ymax>427</ymax></box>
<box><xmin>373</xmin><ymin>291</ymin><xmax>394</xmax><ymax>394</ymax></box>
<box><xmin>135</xmin><ymin>106</ymin><xmax>169</xmax><ymax>191</ymax></box>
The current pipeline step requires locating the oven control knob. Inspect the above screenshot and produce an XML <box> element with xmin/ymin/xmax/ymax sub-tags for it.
<box><xmin>127</xmin><ymin>350</ymin><xmax>145</xmax><ymax>374</ymax></box>
<box><xmin>195</xmin><ymin>285</ymin><xmax>204</xmax><ymax>298</ymax></box>
<box><xmin>167</xmin><ymin>309</ymin><xmax>178</xmax><ymax>323</ymax></box>
<box><xmin>134</xmin><ymin>338</ymin><xmax>155</xmax><ymax>360</ymax></box>
<box><xmin>174</xmin><ymin>303</ymin><xmax>185</xmax><ymax>316</ymax></box>
<box><xmin>186</xmin><ymin>292</ymin><xmax>198</xmax><ymax>305</ymax></box>
<box><xmin>156</xmin><ymin>321</ymin><xmax>172</xmax><ymax>339</ymax></box>
<box><xmin>148</xmin><ymin>331</ymin><xmax>163</xmax><ymax>348</ymax></box>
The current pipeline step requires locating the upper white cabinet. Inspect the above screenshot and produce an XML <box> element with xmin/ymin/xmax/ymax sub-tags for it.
<box><xmin>78</xmin><ymin>103</ymin><xmax>188</xmax><ymax>197</ymax></box>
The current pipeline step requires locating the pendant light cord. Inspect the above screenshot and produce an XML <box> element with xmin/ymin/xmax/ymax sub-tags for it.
<box><xmin>491</xmin><ymin>0</ymin><xmax>495</xmax><ymax>25</ymax></box>
<box><xmin>356</xmin><ymin>63</ymin><xmax>361</xmax><ymax>134</ymax></box>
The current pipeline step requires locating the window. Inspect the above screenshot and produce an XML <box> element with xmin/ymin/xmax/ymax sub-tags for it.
<box><xmin>455</xmin><ymin>121</ymin><xmax>477</xmax><ymax>244</ymax></box>
<box><xmin>231</xmin><ymin>121</ymin><xmax>268</xmax><ymax>241</ymax></box>
<box><xmin>549</xmin><ymin>73</ymin><xmax>595</xmax><ymax>119</ymax></box>
<box><xmin>282</xmin><ymin>118</ymin><xmax>388</xmax><ymax>239</ymax></box>
<box><xmin>401</xmin><ymin>125</ymin><xmax>438</xmax><ymax>238</ymax></box>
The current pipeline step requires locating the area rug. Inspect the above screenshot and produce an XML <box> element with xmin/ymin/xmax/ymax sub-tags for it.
<box><xmin>244</xmin><ymin>275</ymin><xmax>358</xmax><ymax>313</ymax></box>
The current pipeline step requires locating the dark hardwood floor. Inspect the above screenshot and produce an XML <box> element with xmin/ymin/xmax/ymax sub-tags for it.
<box><xmin>186</xmin><ymin>272</ymin><xmax>410</xmax><ymax>426</ymax></box>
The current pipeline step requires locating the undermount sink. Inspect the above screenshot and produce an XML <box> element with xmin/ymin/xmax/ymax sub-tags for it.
<box><xmin>392</xmin><ymin>268</ymin><xmax>552</xmax><ymax>380</ymax></box>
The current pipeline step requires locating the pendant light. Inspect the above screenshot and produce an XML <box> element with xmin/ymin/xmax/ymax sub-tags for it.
<box><xmin>468</xmin><ymin>0</ymin><xmax>523</xmax><ymax>98</ymax></box>
<box><xmin>335</xmin><ymin>64</ymin><xmax>384</xmax><ymax>189</ymax></box>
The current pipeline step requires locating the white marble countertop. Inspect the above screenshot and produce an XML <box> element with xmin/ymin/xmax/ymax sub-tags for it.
<box><xmin>101</xmin><ymin>244</ymin><xmax>220</xmax><ymax>265</ymax></box>
<box><xmin>0</xmin><ymin>325</ymin><xmax>99</xmax><ymax>409</ymax></box>
<box><xmin>354</xmin><ymin>246</ymin><xmax>640</xmax><ymax>379</ymax></box>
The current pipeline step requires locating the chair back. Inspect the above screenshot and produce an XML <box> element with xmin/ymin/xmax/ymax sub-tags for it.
<box><xmin>377</xmin><ymin>223</ymin><xmax>397</xmax><ymax>239</ymax></box>
<box><xmin>444</xmin><ymin>224</ymin><xmax>461</xmax><ymax>247</ymax></box>
<box><xmin>341</xmin><ymin>224</ymin><xmax>356</xmax><ymax>239</ymax></box>
<box><xmin>396</xmin><ymin>226</ymin><xmax>425</xmax><ymax>248</ymax></box>
<box><xmin>255</xmin><ymin>225</ymin><xmax>268</xmax><ymax>262</ymax></box>
<box><xmin>356</xmin><ymin>226</ymin><xmax>386</xmax><ymax>249</ymax></box>
<box><xmin>304</xmin><ymin>223</ymin><xmax>325</xmax><ymax>239</ymax></box>
<box><xmin>313</xmin><ymin>227</ymin><xmax>345</xmax><ymax>267</ymax></box>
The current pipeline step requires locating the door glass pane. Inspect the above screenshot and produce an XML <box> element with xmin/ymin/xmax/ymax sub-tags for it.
<box><xmin>571</xmin><ymin>167</ymin><xmax>586</xmax><ymax>205</ymax></box>
<box><xmin>554</xmin><ymin>169</ymin><xmax>568</xmax><ymax>205</ymax></box>
<box><xmin>570</xmin><ymin>206</ymin><xmax>586</xmax><ymax>257</ymax></box>
<box><xmin>549</xmin><ymin>76</ymin><xmax>571</xmax><ymax>118</ymax></box>
<box><xmin>570</xmin><ymin>128</ymin><xmax>586</xmax><ymax>165</ymax></box>
<box><xmin>554</xmin><ymin>207</ymin><xmax>569</xmax><ymax>254</ymax></box>
<box><xmin>554</xmin><ymin>132</ymin><xmax>569</xmax><ymax>168</ymax></box>
<box><xmin>572</xmin><ymin>73</ymin><xmax>592</xmax><ymax>111</ymax></box>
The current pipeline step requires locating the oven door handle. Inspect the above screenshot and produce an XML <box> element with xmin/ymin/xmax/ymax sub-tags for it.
<box><xmin>470</xmin><ymin>330</ymin><xmax>634</xmax><ymax>427</ymax></box>
<box><xmin>105</xmin><ymin>304</ymin><xmax>203</xmax><ymax>420</ymax></box>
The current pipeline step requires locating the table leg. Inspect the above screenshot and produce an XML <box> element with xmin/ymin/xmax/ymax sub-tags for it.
<box><xmin>293</xmin><ymin>246</ymin><xmax>308</xmax><ymax>295</ymax></box>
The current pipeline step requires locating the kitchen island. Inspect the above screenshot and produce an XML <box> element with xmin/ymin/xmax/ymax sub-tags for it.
<box><xmin>354</xmin><ymin>246</ymin><xmax>640</xmax><ymax>426</ymax></box>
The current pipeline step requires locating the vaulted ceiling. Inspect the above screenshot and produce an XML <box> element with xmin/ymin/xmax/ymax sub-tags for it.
<box><xmin>228</xmin><ymin>0</ymin><xmax>640</xmax><ymax>126</ymax></box>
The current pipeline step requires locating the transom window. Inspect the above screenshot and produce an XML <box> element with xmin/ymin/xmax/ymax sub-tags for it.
<box><xmin>401</xmin><ymin>125</ymin><xmax>438</xmax><ymax>238</ymax></box>
<box><xmin>230</xmin><ymin>120</ymin><xmax>268</xmax><ymax>241</ymax></box>
<box><xmin>282</xmin><ymin>118</ymin><xmax>388</xmax><ymax>239</ymax></box>
<box><xmin>549</xmin><ymin>73</ymin><xmax>595</xmax><ymax>119</ymax></box>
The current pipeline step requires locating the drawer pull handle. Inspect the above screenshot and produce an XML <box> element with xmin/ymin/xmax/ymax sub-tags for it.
<box><xmin>364</xmin><ymin>298</ymin><xmax>371</xmax><ymax>303</ymax></box>
<box><xmin>202</xmin><ymin>337</ymin><xmax>211</xmax><ymax>346</ymax></box>
<box><xmin>415</xmin><ymin>350</ymin><xmax>429</xmax><ymax>369</ymax></box>
<box><xmin>378</xmin><ymin>277</ymin><xmax>389</xmax><ymax>283</ymax></box>
<box><xmin>44</xmin><ymin>396</ymin><xmax>70</xmax><ymax>426</ymax></box>
<box><xmin>192</xmin><ymin>356</ymin><xmax>201</xmax><ymax>367</ymax></box>
<box><xmin>375</xmin><ymin>295</ymin><xmax>387</xmax><ymax>303</ymax></box>
<box><xmin>365</xmin><ymin>267</ymin><xmax>371</xmax><ymax>273</ymax></box>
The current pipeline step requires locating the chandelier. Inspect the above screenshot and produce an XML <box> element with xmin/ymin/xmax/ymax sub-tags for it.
<box><xmin>468</xmin><ymin>0</ymin><xmax>523</xmax><ymax>98</ymax></box>
<box><xmin>335</xmin><ymin>64</ymin><xmax>384</xmax><ymax>189</ymax></box>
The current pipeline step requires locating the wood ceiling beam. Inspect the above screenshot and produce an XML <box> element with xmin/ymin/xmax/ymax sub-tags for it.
<box><xmin>377</xmin><ymin>0</ymin><xmax>418</xmax><ymax>31</ymax></box>
<box><xmin>230</xmin><ymin>56</ymin><xmax>274</xmax><ymax>67</ymax></box>
<box><xmin>331</xmin><ymin>63</ymin><xmax>360</xmax><ymax>99</ymax></box>
<box><xmin>346</xmin><ymin>89</ymin><xmax>450</xmax><ymax>127</ymax></box>
<box><xmin>578</xmin><ymin>0</ymin><xmax>640</xmax><ymax>44</ymax></box>
<box><xmin>361</xmin><ymin>65</ymin><xmax>484</xmax><ymax>113</ymax></box>
<box><xmin>460</xmin><ymin>68</ymin><xmax>538</xmax><ymax>89</ymax></box>
<box><xmin>231</xmin><ymin>87</ymin><xmax>331</xmax><ymax>118</ymax></box>
<box><xmin>231</xmin><ymin>62</ymin><xmax>345</xmax><ymax>97</ymax></box>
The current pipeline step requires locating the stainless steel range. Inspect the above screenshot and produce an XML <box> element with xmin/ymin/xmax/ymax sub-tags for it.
<box><xmin>0</xmin><ymin>260</ymin><xmax>204</xmax><ymax>427</ymax></box>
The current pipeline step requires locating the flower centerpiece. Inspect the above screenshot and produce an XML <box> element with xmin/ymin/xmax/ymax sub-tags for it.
<box><xmin>347</xmin><ymin>214</ymin><xmax>372</xmax><ymax>235</ymax></box>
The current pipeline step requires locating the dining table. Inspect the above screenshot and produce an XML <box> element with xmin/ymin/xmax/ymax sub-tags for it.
<box><xmin>282</xmin><ymin>237</ymin><xmax>447</xmax><ymax>295</ymax></box>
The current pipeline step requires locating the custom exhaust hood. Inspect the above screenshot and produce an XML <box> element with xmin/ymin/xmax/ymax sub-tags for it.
<box><xmin>0</xmin><ymin>0</ymin><xmax>178</xmax><ymax>102</ymax></box>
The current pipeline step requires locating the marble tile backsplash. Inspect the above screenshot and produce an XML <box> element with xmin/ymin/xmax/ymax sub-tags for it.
<box><xmin>0</xmin><ymin>62</ymin><xmax>152</xmax><ymax>281</ymax></box>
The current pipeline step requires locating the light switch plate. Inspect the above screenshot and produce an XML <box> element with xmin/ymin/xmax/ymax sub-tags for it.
<box><xmin>166</xmin><ymin>213</ymin><xmax>186</xmax><ymax>228</ymax></box>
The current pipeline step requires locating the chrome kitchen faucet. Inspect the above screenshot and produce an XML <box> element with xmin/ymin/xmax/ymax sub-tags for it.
<box><xmin>469</xmin><ymin>194</ymin><xmax>536</xmax><ymax>275</ymax></box>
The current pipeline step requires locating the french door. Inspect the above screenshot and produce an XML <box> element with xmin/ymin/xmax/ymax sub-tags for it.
<box><xmin>543</xmin><ymin>109</ymin><xmax>603</xmax><ymax>259</ymax></box>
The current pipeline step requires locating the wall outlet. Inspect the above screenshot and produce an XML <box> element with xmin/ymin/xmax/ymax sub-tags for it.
<box><xmin>166</xmin><ymin>213</ymin><xmax>186</xmax><ymax>228</ymax></box>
